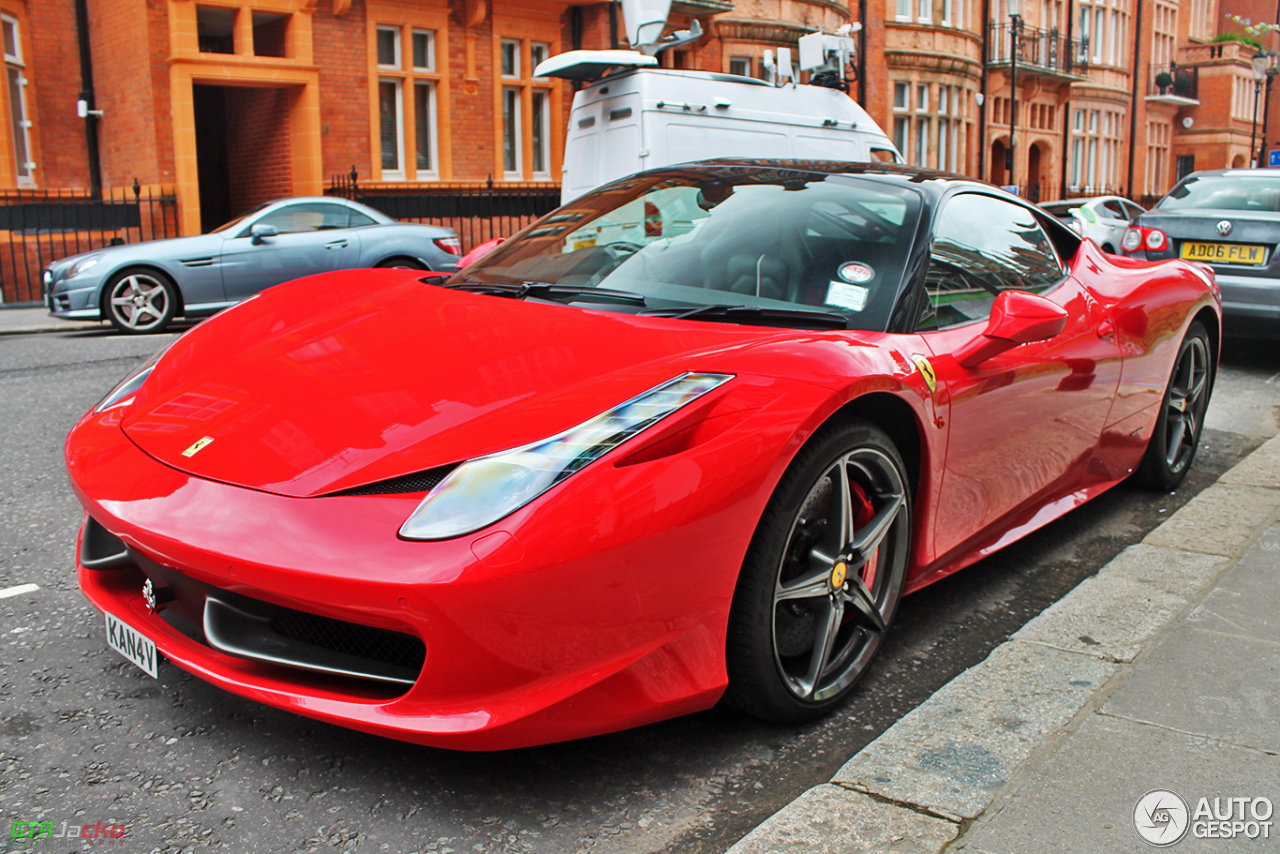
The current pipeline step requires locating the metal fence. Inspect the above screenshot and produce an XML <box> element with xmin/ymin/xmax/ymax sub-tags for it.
<box><xmin>1149</xmin><ymin>62</ymin><xmax>1198</xmax><ymax>99</ymax></box>
<box><xmin>988</xmin><ymin>23</ymin><xmax>1087</xmax><ymax>75</ymax></box>
<box><xmin>327</xmin><ymin>172</ymin><xmax>562</xmax><ymax>253</ymax></box>
<box><xmin>0</xmin><ymin>182</ymin><xmax>179</xmax><ymax>304</ymax></box>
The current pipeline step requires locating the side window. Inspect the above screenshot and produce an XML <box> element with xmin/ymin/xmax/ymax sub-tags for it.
<box><xmin>918</xmin><ymin>193</ymin><xmax>1065</xmax><ymax>330</ymax></box>
<box><xmin>348</xmin><ymin>209</ymin><xmax>377</xmax><ymax>228</ymax></box>
<box><xmin>1122</xmin><ymin>200</ymin><xmax>1144</xmax><ymax>220</ymax></box>
<box><xmin>248</xmin><ymin>203</ymin><xmax>354</xmax><ymax>235</ymax></box>
<box><xmin>869</xmin><ymin>147</ymin><xmax>900</xmax><ymax>163</ymax></box>
<box><xmin>1100</xmin><ymin>199</ymin><xmax>1126</xmax><ymax>219</ymax></box>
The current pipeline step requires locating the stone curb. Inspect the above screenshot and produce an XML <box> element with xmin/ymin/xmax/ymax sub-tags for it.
<box><xmin>726</xmin><ymin>433</ymin><xmax>1280</xmax><ymax>854</ymax></box>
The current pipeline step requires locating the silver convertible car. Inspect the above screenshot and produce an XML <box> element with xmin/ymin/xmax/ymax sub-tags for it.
<box><xmin>43</xmin><ymin>197</ymin><xmax>462</xmax><ymax>334</ymax></box>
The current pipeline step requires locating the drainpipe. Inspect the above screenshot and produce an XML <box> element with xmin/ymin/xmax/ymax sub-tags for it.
<box><xmin>1061</xmin><ymin>0</ymin><xmax>1073</xmax><ymax>198</ymax></box>
<box><xmin>610</xmin><ymin>1</ymin><xmax>619</xmax><ymax>50</ymax></box>
<box><xmin>74</xmin><ymin>0</ymin><xmax>102</xmax><ymax>198</ymax></box>
<box><xmin>1127</xmin><ymin>0</ymin><xmax>1143</xmax><ymax>198</ymax></box>
<box><xmin>858</xmin><ymin>0</ymin><xmax>868</xmax><ymax>106</ymax></box>
<box><xmin>979</xmin><ymin>0</ymin><xmax>990</xmax><ymax>180</ymax></box>
<box><xmin>1009</xmin><ymin>14</ymin><xmax>1020</xmax><ymax>187</ymax></box>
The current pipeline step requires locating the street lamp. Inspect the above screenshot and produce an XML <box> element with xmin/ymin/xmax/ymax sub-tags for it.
<box><xmin>1253</xmin><ymin>50</ymin><xmax>1277</xmax><ymax>168</ymax></box>
<box><xmin>1008</xmin><ymin>13</ymin><xmax>1022</xmax><ymax>188</ymax></box>
<box><xmin>1251</xmin><ymin>50</ymin><xmax>1269</xmax><ymax>168</ymax></box>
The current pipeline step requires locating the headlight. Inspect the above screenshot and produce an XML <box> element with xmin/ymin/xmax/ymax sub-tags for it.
<box><xmin>95</xmin><ymin>345</ymin><xmax>170</xmax><ymax>413</ymax></box>
<box><xmin>67</xmin><ymin>254</ymin><xmax>104</xmax><ymax>279</ymax></box>
<box><xmin>399</xmin><ymin>372</ymin><xmax>734</xmax><ymax>540</ymax></box>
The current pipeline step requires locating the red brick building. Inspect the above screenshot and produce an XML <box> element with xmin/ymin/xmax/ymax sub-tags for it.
<box><xmin>0</xmin><ymin>0</ymin><xmax>1267</xmax><ymax>301</ymax></box>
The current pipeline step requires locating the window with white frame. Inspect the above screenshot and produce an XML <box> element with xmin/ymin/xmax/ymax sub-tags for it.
<box><xmin>1069</xmin><ymin>106</ymin><xmax>1122</xmax><ymax>192</ymax></box>
<box><xmin>896</xmin><ymin>0</ymin><xmax>912</xmax><ymax>21</ymax></box>
<box><xmin>893</xmin><ymin>81</ymin><xmax>909</xmax><ymax>154</ymax></box>
<box><xmin>373</xmin><ymin>23</ymin><xmax>441</xmax><ymax>180</ymax></box>
<box><xmin>729</xmin><ymin>55</ymin><xmax>751</xmax><ymax>77</ymax></box>
<box><xmin>918</xmin><ymin>0</ymin><xmax>932</xmax><ymax>22</ymax></box>
<box><xmin>1145</xmin><ymin>120</ymin><xmax>1170</xmax><ymax>196</ymax></box>
<box><xmin>499</xmin><ymin>36</ymin><xmax>554</xmax><ymax>180</ymax></box>
<box><xmin>3</xmin><ymin>14</ymin><xmax>34</xmax><ymax>187</ymax></box>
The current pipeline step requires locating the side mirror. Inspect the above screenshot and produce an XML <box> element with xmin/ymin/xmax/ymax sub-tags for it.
<box><xmin>250</xmin><ymin>223</ymin><xmax>278</xmax><ymax>244</ymax></box>
<box><xmin>954</xmin><ymin>290</ymin><xmax>1068</xmax><ymax>368</ymax></box>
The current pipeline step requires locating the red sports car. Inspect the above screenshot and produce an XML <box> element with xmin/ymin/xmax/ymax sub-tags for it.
<box><xmin>67</xmin><ymin>163</ymin><xmax>1219</xmax><ymax>750</ymax></box>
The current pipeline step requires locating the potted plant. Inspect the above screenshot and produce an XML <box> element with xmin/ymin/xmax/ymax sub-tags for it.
<box><xmin>1155</xmin><ymin>71</ymin><xmax>1174</xmax><ymax>93</ymax></box>
<box><xmin>1173</xmin><ymin>74</ymin><xmax>1193</xmax><ymax>96</ymax></box>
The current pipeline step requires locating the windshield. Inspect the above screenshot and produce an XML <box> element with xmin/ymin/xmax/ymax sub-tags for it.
<box><xmin>1157</xmin><ymin>175</ymin><xmax>1280</xmax><ymax>212</ymax></box>
<box><xmin>454</xmin><ymin>169</ymin><xmax>923</xmax><ymax>331</ymax></box>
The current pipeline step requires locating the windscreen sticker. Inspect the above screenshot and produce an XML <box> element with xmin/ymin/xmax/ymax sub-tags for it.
<box><xmin>837</xmin><ymin>262</ymin><xmax>876</xmax><ymax>284</ymax></box>
<box><xmin>825</xmin><ymin>281</ymin><xmax>869</xmax><ymax>312</ymax></box>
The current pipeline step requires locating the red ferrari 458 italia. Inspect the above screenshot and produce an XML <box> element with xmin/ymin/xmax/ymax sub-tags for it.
<box><xmin>67</xmin><ymin>162</ymin><xmax>1220</xmax><ymax>750</ymax></box>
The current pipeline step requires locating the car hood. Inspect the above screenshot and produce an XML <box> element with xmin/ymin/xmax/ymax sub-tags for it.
<box><xmin>119</xmin><ymin>270</ymin><xmax>821</xmax><ymax>498</ymax></box>
<box><xmin>47</xmin><ymin>233</ymin><xmax>221</xmax><ymax>276</ymax></box>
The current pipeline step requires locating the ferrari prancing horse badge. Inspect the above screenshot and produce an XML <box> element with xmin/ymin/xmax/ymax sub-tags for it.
<box><xmin>911</xmin><ymin>355</ymin><xmax>937</xmax><ymax>394</ymax></box>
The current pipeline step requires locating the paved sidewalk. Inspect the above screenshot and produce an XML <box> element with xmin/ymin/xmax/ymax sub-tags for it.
<box><xmin>0</xmin><ymin>304</ymin><xmax>103</xmax><ymax>335</ymax></box>
<box><xmin>729</xmin><ymin>433</ymin><xmax>1280</xmax><ymax>854</ymax></box>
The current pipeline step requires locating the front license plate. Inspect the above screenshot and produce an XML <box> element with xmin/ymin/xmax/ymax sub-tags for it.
<box><xmin>105</xmin><ymin>611</ymin><xmax>158</xmax><ymax>678</ymax></box>
<box><xmin>1180</xmin><ymin>241</ymin><xmax>1267</xmax><ymax>265</ymax></box>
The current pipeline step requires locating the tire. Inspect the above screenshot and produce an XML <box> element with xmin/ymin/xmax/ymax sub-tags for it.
<box><xmin>375</xmin><ymin>257</ymin><xmax>426</xmax><ymax>270</ymax></box>
<box><xmin>103</xmin><ymin>268</ymin><xmax>178</xmax><ymax>334</ymax></box>
<box><xmin>1136</xmin><ymin>321</ymin><xmax>1213</xmax><ymax>491</ymax></box>
<box><xmin>724</xmin><ymin>418</ymin><xmax>912</xmax><ymax>723</ymax></box>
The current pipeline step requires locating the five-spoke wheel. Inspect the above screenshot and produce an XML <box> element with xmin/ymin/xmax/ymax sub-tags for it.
<box><xmin>1137</xmin><ymin>321</ymin><xmax>1212</xmax><ymax>490</ymax></box>
<box><xmin>726</xmin><ymin>419</ymin><xmax>912</xmax><ymax>721</ymax></box>
<box><xmin>104</xmin><ymin>269</ymin><xmax>177</xmax><ymax>334</ymax></box>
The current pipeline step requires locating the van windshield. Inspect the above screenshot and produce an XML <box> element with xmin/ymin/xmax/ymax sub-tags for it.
<box><xmin>453</xmin><ymin>168</ymin><xmax>922</xmax><ymax>331</ymax></box>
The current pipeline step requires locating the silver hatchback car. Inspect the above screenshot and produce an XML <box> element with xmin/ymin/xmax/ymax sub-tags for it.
<box><xmin>44</xmin><ymin>197</ymin><xmax>461</xmax><ymax>334</ymax></box>
<box><xmin>1040</xmin><ymin>196</ymin><xmax>1144</xmax><ymax>254</ymax></box>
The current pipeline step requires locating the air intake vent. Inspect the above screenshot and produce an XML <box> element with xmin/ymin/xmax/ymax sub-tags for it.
<box><xmin>180</xmin><ymin>257</ymin><xmax>215</xmax><ymax>268</ymax></box>
<box><xmin>331</xmin><ymin>464</ymin><xmax>457</xmax><ymax>496</ymax></box>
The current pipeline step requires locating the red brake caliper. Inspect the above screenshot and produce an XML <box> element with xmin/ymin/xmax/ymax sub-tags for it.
<box><xmin>847</xmin><ymin>480</ymin><xmax>878</xmax><ymax>619</ymax></box>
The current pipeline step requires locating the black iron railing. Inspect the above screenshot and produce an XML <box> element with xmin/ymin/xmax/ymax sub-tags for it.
<box><xmin>988</xmin><ymin>23</ymin><xmax>1086</xmax><ymax>75</ymax></box>
<box><xmin>1149</xmin><ymin>62</ymin><xmax>1198</xmax><ymax>99</ymax></box>
<box><xmin>327</xmin><ymin>171</ymin><xmax>561</xmax><ymax>253</ymax></box>
<box><xmin>0</xmin><ymin>182</ymin><xmax>179</xmax><ymax>304</ymax></box>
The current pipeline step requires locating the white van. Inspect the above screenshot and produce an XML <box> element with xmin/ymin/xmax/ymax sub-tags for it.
<box><xmin>539</xmin><ymin>56</ymin><xmax>902</xmax><ymax>204</ymax></box>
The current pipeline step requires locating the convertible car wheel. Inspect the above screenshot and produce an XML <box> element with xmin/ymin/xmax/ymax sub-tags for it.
<box><xmin>105</xmin><ymin>269</ymin><xmax>177</xmax><ymax>334</ymax></box>
<box><xmin>1137</xmin><ymin>321</ymin><xmax>1212</xmax><ymax>490</ymax></box>
<box><xmin>726</xmin><ymin>419</ymin><xmax>912</xmax><ymax>723</ymax></box>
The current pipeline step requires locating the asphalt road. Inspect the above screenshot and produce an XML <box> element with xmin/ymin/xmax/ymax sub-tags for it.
<box><xmin>1</xmin><ymin>329</ymin><xmax>1277</xmax><ymax>854</ymax></box>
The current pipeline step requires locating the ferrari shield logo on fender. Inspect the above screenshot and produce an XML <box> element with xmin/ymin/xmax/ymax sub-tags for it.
<box><xmin>911</xmin><ymin>355</ymin><xmax>937</xmax><ymax>394</ymax></box>
<box><xmin>182</xmin><ymin>436</ymin><xmax>215</xmax><ymax>457</ymax></box>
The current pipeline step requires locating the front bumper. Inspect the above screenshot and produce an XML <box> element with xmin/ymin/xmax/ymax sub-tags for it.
<box><xmin>66</xmin><ymin>402</ymin><xmax>781</xmax><ymax>749</ymax></box>
<box><xmin>44</xmin><ymin>267</ymin><xmax>105</xmax><ymax>319</ymax></box>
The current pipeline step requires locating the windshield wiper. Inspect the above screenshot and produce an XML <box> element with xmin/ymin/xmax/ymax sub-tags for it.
<box><xmin>638</xmin><ymin>304</ymin><xmax>850</xmax><ymax>329</ymax></box>
<box><xmin>442</xmin><ymin>281</ymin><xmax>646</xmax><ymax>306</ymax></box>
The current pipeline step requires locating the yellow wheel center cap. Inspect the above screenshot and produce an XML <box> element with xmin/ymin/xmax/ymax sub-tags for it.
<box><xmin>830</xmin><ymin>561</ymin><xmax>848</xmax><ymax>589</ymax></box>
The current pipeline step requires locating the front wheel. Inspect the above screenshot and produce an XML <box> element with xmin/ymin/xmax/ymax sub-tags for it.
<box><xmin>1136</xmin><ymin>321</ymin><xmax>1213</xmax><ymax>490</ymax></box>
<box><xmin>725</xmin><ymin>419</ymin><xmax>912</xmax><ymax>723</ymax></box>
<box><xmin>104</xmin><ymin>269</ymin><xmax>178</xmax><ymax>334</ymax></box>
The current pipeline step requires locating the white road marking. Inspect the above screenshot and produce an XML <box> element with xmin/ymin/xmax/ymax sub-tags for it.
<box><xmin>0</xmin><ymin>583</ymin><xmax>41</xmax><ymax>600</ymax></box>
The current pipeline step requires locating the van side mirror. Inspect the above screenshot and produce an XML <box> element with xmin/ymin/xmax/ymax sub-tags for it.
<box><xmin>250</xmin><ymin>224</ymin><xmax>278</xmax><ymax>244</ymax></box>
<box><xmin>954</xmin><ymin>290</ymin><xmax>1068</xmax><ymax>368</ymax></box>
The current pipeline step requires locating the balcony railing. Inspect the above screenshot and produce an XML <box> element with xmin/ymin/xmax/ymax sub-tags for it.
<box><xmin>1149</xmin><ymin>62</ymin><xmax>1198</xmax><ymax>99</ymax></box>
<box><xmin>988</xmin><ymin>23</ymin><xmax>1086</xmax><ymax>76</ymax></box>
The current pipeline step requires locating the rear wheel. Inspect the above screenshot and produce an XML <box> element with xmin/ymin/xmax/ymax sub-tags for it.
<box><xmin>724</xmin><ymin>419</ymin><xmax>912</xmax><ymax>722</ymax></box>
<box><xmin>1136</xmin><ymin>321</ymin><xmax>1213</xmax><ymax>490</ymax></box>
<box><xmin>375</xmin><ymin>257</ymin><xmax>426</xmax><ymax>270</ymax></box>
<box><xmin>104</xmin><ymin>269</ymin><xmax>178</xmax><ymax>334</ymax></box>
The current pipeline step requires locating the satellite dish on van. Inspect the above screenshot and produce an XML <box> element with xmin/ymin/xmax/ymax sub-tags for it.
<box><xmin>620</xmin><ymin>0</ymin><xmax>673</xmax><ymax>48</ymax></box>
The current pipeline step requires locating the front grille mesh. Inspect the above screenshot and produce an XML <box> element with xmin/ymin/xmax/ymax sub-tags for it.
<box><xmin>332</xmin><ymin>465</ymin><xmax>457</xmax><ymax>496</ymax></box>
<box><xmin>270</xmin><ymin>609</ymin><xmax>426</xmax><ymax>672</ymax></box>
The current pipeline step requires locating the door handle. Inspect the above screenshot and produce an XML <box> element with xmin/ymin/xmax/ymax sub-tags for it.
<box><xmin>325</xmin><ymin>240</ymin><xmax>348</xmax><ymax>249</ymax></box>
